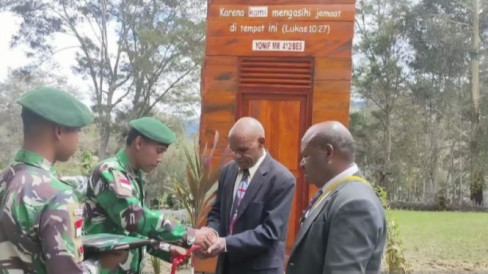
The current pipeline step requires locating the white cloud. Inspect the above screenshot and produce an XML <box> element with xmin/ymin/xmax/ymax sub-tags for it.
<box><xmin>0</xmin><ymin>12</ymin><xmax>28</xmax><ymax>81</ymax></box>
<box><xmin>0</xmin><ymin>10</ymin><xmax>201</xmax><ymax>116</ymax></box>
<box><xmin>0</xmin><ymin>12</ymin><xmax>93</xmax><ymax>102</ymax></box>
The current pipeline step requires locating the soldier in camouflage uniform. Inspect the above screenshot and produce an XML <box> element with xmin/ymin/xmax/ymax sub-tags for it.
<box><xmin>84</xmin><ymin>117</ymin><xmax>215</xmax><ymax>273</ymax></box>
<box><xmin>0</xmin><ymin>87</ymin><xmax>106</xmax><ymax>273</ymax></box>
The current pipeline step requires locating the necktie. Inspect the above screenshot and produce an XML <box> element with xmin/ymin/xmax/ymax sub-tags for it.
<box><xmin>229</xmin><ymin>169</ymin><xmax>250</xmax><ymax>234</ymax></box>
<box><xmin>301</xmin><ymin>189</ymin><xmax>324</xmax><ymax>223</ymax></box>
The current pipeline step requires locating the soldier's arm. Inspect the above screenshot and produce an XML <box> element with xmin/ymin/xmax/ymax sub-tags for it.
<box><xmin>146</xmin><ymin>242</ymin><xmax>172</xmax><ymax>262</ymax></box>
<box><xmin>39</xmin><ymin>189</ymin><xmax>99</xmax><ymax>274</ymax></box>
<box><xmin>94</xmin><ymin>169</ymin><xmax>192</xmax><ymax>245</ymax></box>
<box><xmin>147</xmin><ymin>242</ymin><xmax>189</xmax><ymax>263</ymax></box>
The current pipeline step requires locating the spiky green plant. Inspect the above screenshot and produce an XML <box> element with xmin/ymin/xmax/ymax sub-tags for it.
<box><xmin>173</xmin><ymin>131</ymin><xmax>229</xmax><ymax>228</ymax></box>
<box><xmin>374</xmin><ymin>186</ymin><xmax>410</xmax><ymax>273</ymax></box>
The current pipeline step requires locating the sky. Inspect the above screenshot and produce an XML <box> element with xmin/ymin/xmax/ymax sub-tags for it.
<box><xmin>0</xmin><ymin>8</ymin><xmax>360</xmax><ymax>117</ymax></box>
<box><xmin>0</xmin><ymin>12</ymin><xmax>82</xmax><ymax>79</ymax></box>
<box><xmin>0</xmin><ymin>11</ymin><xmax>200</xmax><ymax>117</ymax></box>
<box><xmin>0</xmin><ymin>12</ymin><xmax>28</xmax><ymax>81</ymax></box>
<box><xmin>0</xmin><ymin>11</ymin><xmax>104</xmax><ymax>103</ymax></box>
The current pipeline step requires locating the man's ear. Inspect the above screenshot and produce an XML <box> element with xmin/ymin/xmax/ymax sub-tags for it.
<box><xmin>135</xmin><ymin>136</ymin><xmax>144</xmax><ymax>150</ymax></box>
<box><xmin>53</xmin><ymin>125</ymin><xmax>63</xmax><ymax>141</ymax></box>
<box><xmin>324</xmin><ymin>144</ymin><xmax>334</xmax><ymax>163</ymax></box>
<box><xmin>258</xmin><ymin>136</ymin><xmax>265</xmax><ymax>147</ymax></box>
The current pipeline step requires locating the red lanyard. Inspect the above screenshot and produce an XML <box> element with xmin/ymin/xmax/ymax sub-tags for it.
<box><xmin>170</xmin><ymin>245</ymin><xmax>201</xmax><ymax>274</ymax></box>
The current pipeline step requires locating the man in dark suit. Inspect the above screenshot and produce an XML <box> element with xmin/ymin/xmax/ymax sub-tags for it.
<box><xmin>287</xmin><ymin>121</ymin><xmax>387</xmax><ymax>274</ymax></box>
<box><xmin>201</xmin><ymin>117</ymin><xmax>296</xmax><ymax>274</ymax></box>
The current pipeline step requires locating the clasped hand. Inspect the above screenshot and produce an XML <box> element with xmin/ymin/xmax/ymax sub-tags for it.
<box><xmin>194</xmin><ymin>227</ymin><xmax>225</xmax><ymax>258</ymax></box>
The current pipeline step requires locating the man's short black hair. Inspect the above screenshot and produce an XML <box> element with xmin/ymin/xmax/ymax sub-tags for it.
<box><xmin>21</xmin><ymin>108</ymin><xmax>47</xmax><ymax>136</ymax></box>
<box><xmin>127</xmin><ymin>128</ymin><xmax>147</xmax><ymax>145</ymax></box>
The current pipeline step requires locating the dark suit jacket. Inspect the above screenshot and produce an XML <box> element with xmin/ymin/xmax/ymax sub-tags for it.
<box><xmin>287</xmin><ymin>173</ymin><xmax>387</xmax><ymax>274</ymax></box>
<box><xmin>207</xmin><ymin>153</ymin><xmax>296</xmax><ymax>274</ymax></box>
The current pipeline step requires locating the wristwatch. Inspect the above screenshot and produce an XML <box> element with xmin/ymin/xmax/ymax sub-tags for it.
<box><xmin>158</xmin><ymin>242</ymin><xmax>171</xmax><ymax>252</ymax></box>
<box><xmin>186</xmin><ymin>228</ymin><xmax>196</xmax><ymax>246</ymax></box>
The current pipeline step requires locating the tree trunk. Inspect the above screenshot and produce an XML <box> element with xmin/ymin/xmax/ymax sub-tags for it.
<box><xmin>98</xmin><ymin>113</ymin><xmax>112</xmax><ymax>159</ymax></box>
<box><xmin>380</xmin><ymin>108</ymin><xmax>392</xmax><ymax>191</ymax></box>
<box><xmin>470</xmin><ymin>0</ymin><xmax>484</xmax><ymax>205</ymax></box>
<box><xmin>458</xmin><ymin>159</ymin><xmax>463</xmax><ymax>206</ymax></box>
<box><xmin>469</xmin><ymin>116</ymin><xmax>483</xmax><ymax>205</ymax></box>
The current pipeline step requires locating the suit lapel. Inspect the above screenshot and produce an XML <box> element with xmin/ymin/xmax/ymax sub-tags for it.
<box><xmin>234</xmin><ymin>155</ymin><xmax>270</xmax><ymax>222</ymax></box>
<box><xmin>290</xmin><ymin>171</ymin><xmax>365</xmax><ymax>255</ymax></box>
<box><xmin>290</xmin><ymin>193</ymin><xmax>330</xmax><ymax>254</ymax></box>
<box><xmin>223</xmin><ymin>164</ymin><xmax>239</xmax><ymax>231</ymax></box>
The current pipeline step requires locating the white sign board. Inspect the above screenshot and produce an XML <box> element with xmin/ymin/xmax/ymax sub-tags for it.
<box><xmin>252</xmin><ymin>40</ymin><xmax>305</xmax><ymax>52</ymax></box>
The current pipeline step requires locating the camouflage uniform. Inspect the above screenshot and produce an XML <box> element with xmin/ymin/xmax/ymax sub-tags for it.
<box><xmin>84</xmin><ymin>149</ymin><xmax>192</xmax><ymax>273</ymax></box>
<box><xmin>0</xmin><ymin>149</ymin><xmax>98</xmax><ymax>273</ymax></box>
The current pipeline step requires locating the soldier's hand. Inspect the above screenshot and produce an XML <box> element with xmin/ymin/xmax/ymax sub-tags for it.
<box><xmin>169</xmin><ymin>245</ymin><xmax>187</xmax><ymax>259</ymax></box>
<box><xmin>99</xmin><ymin>249</ymin><xmax>129</xmax><ymax>270</ymax></box>
<box><xmin>169</xmin><ymin>245</ymin><xmax>189</xmax><ymax>265</ymax></box>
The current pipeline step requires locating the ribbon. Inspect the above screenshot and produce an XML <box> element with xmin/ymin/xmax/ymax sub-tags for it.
<box><xmin>170</xmin><ymin>245</ymin><xmax>201</xmax><ymax>274</ymax></box>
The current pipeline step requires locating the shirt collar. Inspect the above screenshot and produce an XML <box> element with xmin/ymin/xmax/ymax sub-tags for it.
<box><xmin>14</xmin><ymin>149</ymin><xmax>56</xmax><ymax>175</ymax></box>
<box><xmin>320</xmin><ymin>163</ymin><xmax>359</xmax><ymax>192</ymax></box>
<box><xmin>240</xmin><ymin>149</ymin><xmax>267</xmax><ymax>179</ymax></box>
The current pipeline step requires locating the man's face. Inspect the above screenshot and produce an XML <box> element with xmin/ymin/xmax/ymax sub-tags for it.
<box><xmin>300</xmin><ymin>139</ymin><xmax>330</xmax><ymax>187</ymax></box>
<box><xmin>229</xmin><ymin>133</ymin><xmax>264</xmax><ymax>170</ymax></box>
<box><xmin>135</xmin><ymin>137</ymin><xmax>168</xmax><ymax>172</ymax></box>
<box><xmin>54</xmin><ymin>126</ymin><xmax>81</xmax><ymax>162</ymax></box>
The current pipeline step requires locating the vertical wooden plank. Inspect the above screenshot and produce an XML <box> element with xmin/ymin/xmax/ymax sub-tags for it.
<box><xmin>312</xmin><ymin>80</ymin><xmax>351</xmax><ymax>125</ymax></box>
<box><xmin>202</xmin><ymin>56</ymin><xmax>239</xmax><ymax>94</ymax></box>
<box><xmin>314</xmin><ymin>58</ymin><xmax>352</xmax><ymax>81</ymax></box>
<box><xmin>242</xmin><ymin>95</ymin><xmax>305</xmax><ymax>251</ymax></box>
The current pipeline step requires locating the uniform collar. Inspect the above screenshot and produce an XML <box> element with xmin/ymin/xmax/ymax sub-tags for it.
<box><xmin>14</xmin><ymin>149</ymin><xmax>56</xmax><ymax>175</ymax></box>
<box><xmin>116</xmin><ymin>149</ymin><xmax>143</xmax><ymax>179</ymax></box>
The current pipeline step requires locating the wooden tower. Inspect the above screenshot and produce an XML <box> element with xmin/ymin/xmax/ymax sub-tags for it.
<box><xmin>197</xmin><ymin>0</ymin><xmax>355</xmax><ymax>272</ymax></box>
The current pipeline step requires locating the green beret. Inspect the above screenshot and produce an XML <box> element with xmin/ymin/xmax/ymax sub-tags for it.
<box><xmin>17</xmin><ymin>87</ymin><xmax>93</xmax><ymax>128</ymax></box>
<box><xmin>129</xmin><ymin>117</ymin><xmax>176</xmax><ymax>145</ymax></box>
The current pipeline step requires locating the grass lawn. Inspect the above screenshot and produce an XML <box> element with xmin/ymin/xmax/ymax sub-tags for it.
<box><xmin>391</xmin><ymin>210</ymin><xmax>488</xmax><ymax>271</ymax></box>
<box><xmin>144</xmin><ymin>210</ymin><xmax>488</xmax><ymax>273</ymax></box>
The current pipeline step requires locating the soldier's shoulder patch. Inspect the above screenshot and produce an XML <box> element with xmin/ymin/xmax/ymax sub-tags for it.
<box><xmin>112</xmin><ymin>170</ymin><xmax>133</xmax><ymax>197</ymax></box>
<box><xmin>99</xmin><ymin>163</ymin><xmax>110</xmax><ymax>172</ymax></box>
<box><xmin>66</xmin><ymin>202</ymin><xmax>84</xmax><ymax>263</ymax></box>
<box><xmin>99</xmin><ymin>159</ymin><xmax>119</xmax><ymax>172</ymax></box>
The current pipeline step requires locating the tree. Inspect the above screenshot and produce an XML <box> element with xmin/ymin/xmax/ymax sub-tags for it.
<box><xmin>353</xmin><ymin>0</ymin><xmax>412</xmax><ymax>191</ymax></box>
<box><xmin>353</xmin><ymin>0</ymin><xmax>488</xmax><ymax>205</ymax></box>
<box><xmin>469</xmin><ymin>0</ymin><xmax>484</xmax><ymax>205</ymax></box>
<box><xmin>404</xmin><ymin>0</ymin><xmax>488</xmax><ymax>205</ymax></box>
<box><xmin>1</xmin><ymin>0</ymin><xmax>205</xmax><ymax>158</ymax></box>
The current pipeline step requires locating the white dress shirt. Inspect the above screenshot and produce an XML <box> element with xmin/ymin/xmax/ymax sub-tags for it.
<box><xmin>232</xmin><ymin>150</ymin><xmax>267</xmax><ymax>200</ymax></box>
<box><xmin>305</xmin><ymin>163</ymin><xmax>359</xmax><ymax>218</ymax></box>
